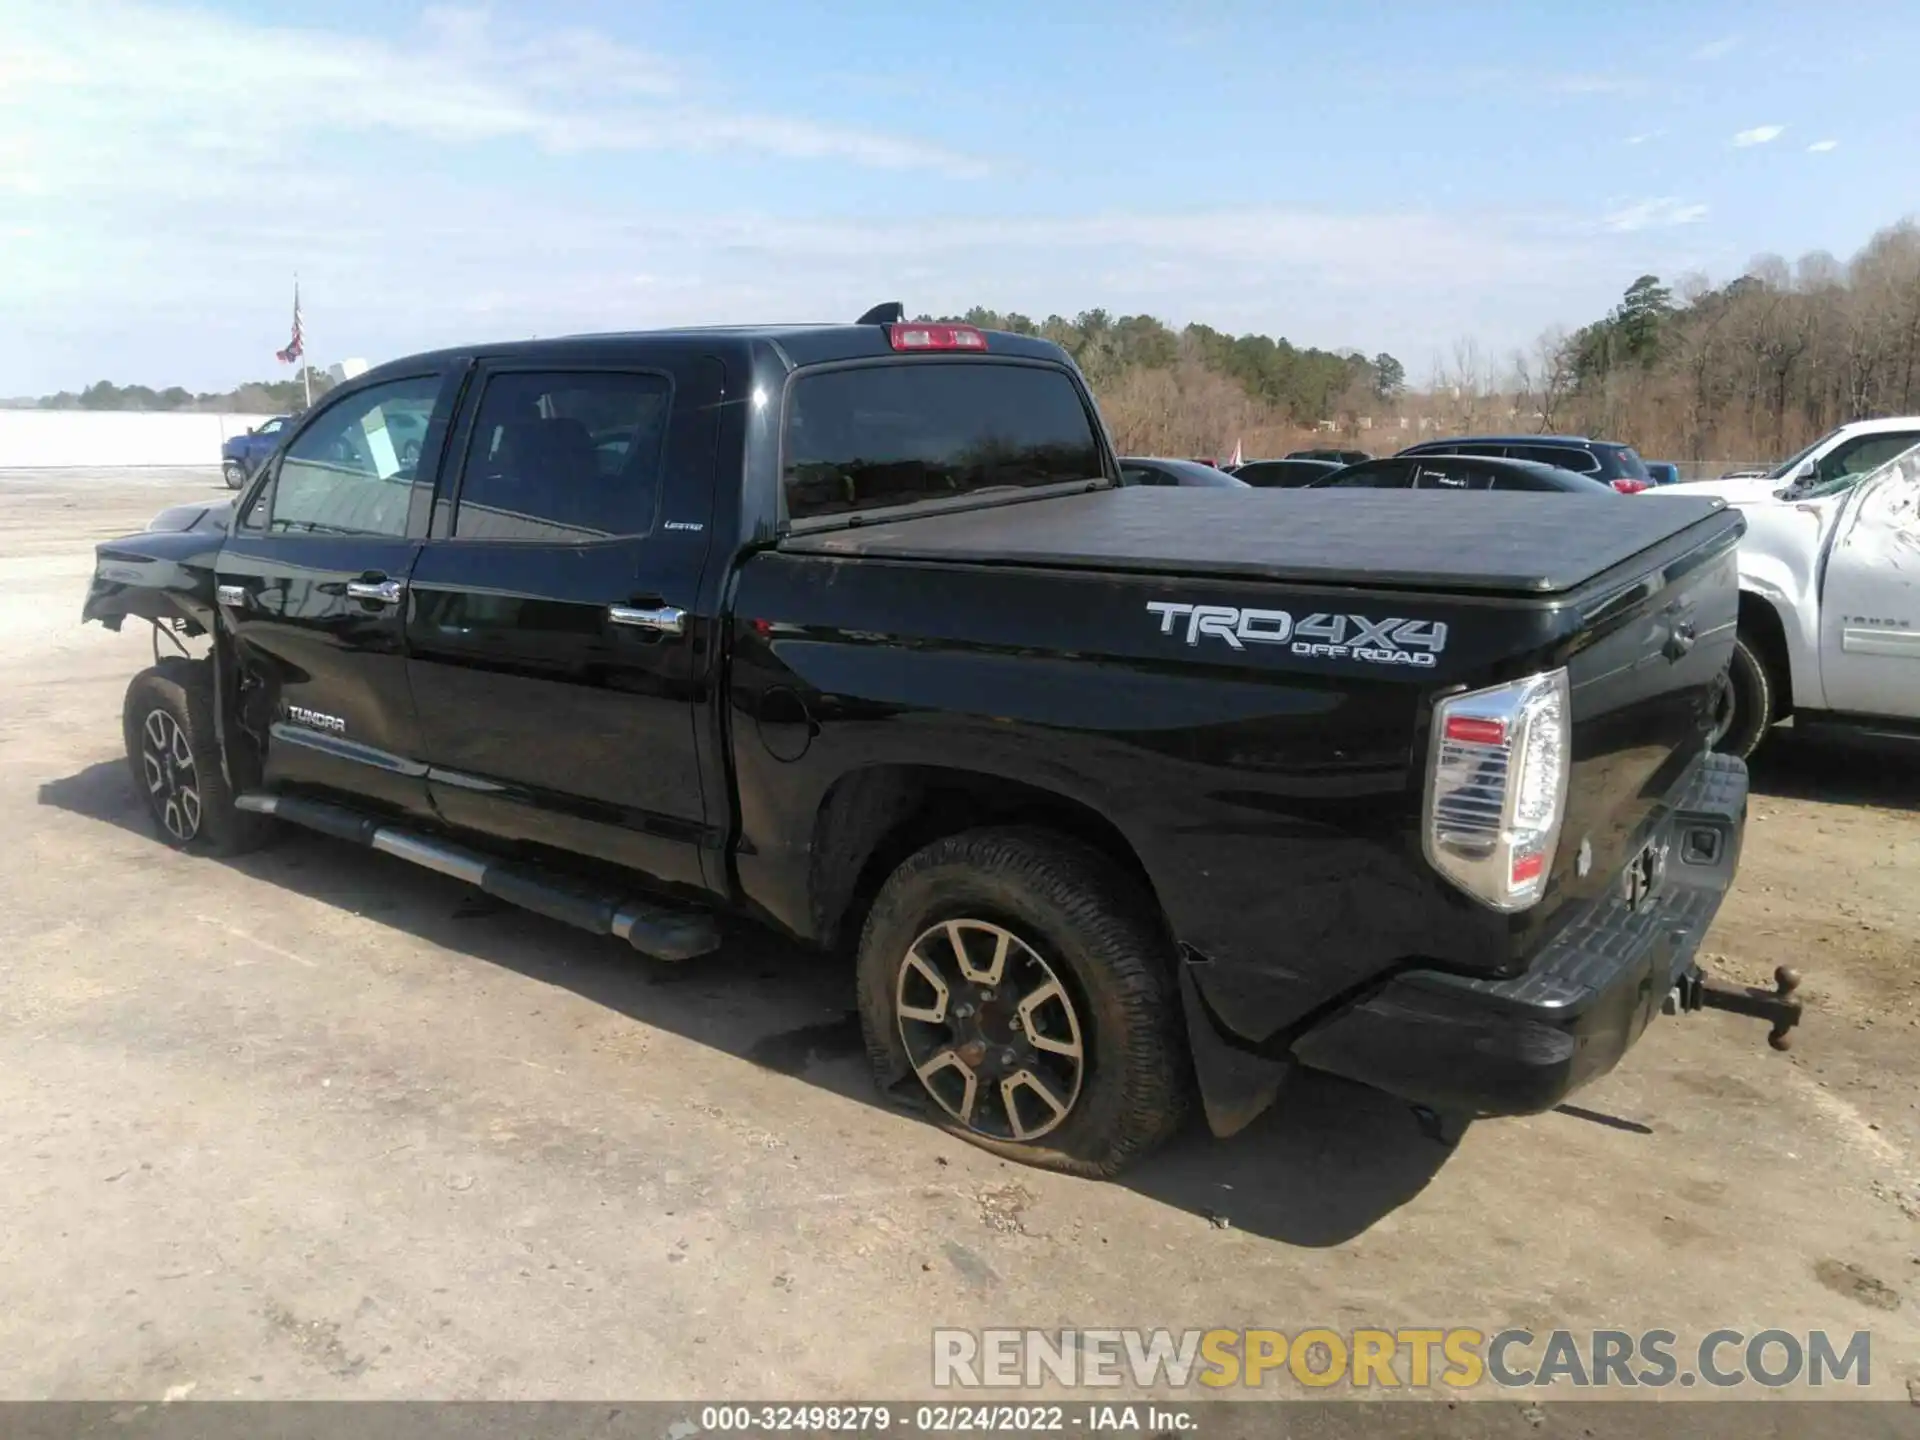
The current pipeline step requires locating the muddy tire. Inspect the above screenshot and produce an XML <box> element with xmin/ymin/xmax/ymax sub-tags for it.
<box><xmin>856</xmin><ymin>827</ymin><xmax>1191</xmax><ymax>1178</ymax></box>
<box><xmin>122</xmin><ymin>660</ymin><xmax>273</xmax><ymax>856</ymax></box>
<box><xmin>1711</xmin><ymin>635</ymin><xmax>1775</xmax><ymax>761</ymax></box>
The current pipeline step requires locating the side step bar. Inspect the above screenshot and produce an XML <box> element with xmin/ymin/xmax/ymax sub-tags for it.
<box><xmin>234</xmin><ymin>793</ymin><xmax>721</xmax><ymax>962</ymax></box>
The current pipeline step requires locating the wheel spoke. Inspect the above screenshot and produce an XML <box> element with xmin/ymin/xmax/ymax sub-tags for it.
<box><xmin>897</xmin><ymin>947</ymin><xmax>950</xmax><ymax>1025</ymax></box>
<box><xmin>178</xmin><ymin>787</ymin><xmax>202</xmax><ymax>836</ymax></box>
<box><xmin>141</xmin><ymin>751</ymin><xmax>166</xmax><ymax>794</ymax></box>
<box><xmin>162</xmin><ymin>798</ymin><xmax>186</xmax><ymax>840</ymax></box>
<box><xmin>948</xmin><ymin>920</ymin><xmax>1009</xmax><ymax>986</ymax></box>
<box><xmin>170</xmin><ymin>726</ymin><xmax>194</xmax><ymax>769</ymax></box>
<box><xmin>1001</xmin><ymin>1069</ymin><xmax>1071</xmax><ymax>1141</ymax></box>
<box><xmin>144</xmin><ymin>711</ymin><xmax>169</xmax><ymax>750</ymax></box>
<box><xmin>915</xmin><ymin>1048</ymin><xmax>980</xmax><ymax>1126</ymax></box>
<box><xmin>1017</xmin><ymin>978</ymin><xmax>1083</xmax><ymax>1058</ymax></box>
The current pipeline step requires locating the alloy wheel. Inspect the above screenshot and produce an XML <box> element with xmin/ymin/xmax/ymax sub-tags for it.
<box><xmin>140</xmin><ymin>708</ymin><xmax>202</xmax><ymax>842</ymax></box>
<box><xmin>895</xmin><ymin>918</ymin><xmax>1086</xmax><ymax>1142</ymax></box>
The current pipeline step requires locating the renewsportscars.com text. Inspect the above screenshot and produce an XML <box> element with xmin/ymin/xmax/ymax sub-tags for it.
<box><xmin>932</xmin><ymin>1327</ymin><xmax>1873</xmax><ymax>1391</ymax></box>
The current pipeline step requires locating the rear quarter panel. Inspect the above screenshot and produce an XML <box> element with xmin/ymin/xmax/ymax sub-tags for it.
<box><xmin>726</xmin><ymin>550</ymin><xmax>1569</xmax><ymax>1041</ymax></box>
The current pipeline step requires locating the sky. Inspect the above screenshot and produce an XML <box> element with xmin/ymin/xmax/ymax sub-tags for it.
<box><xmin>3</xmin><ymin>0</ymin><xmax>1918</xmax><ymax>395</ymax></box>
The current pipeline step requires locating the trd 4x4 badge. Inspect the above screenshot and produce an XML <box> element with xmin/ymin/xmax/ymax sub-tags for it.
<box><xmin>1146</xmin><ymin>602</ymin><xmax>1449</xmax><ymax>668</ymax></box>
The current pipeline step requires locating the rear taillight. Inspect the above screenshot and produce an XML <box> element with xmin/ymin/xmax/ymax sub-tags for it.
<box><xmin>1424</xmin><ymin>668</ymin><xmax>1571</xmax><ymax>912</ymax></box>
<box><xmin>1611</xmin><ymin>478</ymin><xmax>1650</xmax><ymax>494</ymax></box>
<box><xmin>887</xmin><ymin>323</ymin><xmax>988</xmax><ymax>352</ymax></box>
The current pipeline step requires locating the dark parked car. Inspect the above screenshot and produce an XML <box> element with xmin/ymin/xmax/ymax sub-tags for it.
<box><xmin>81</xmin><ymin>308</ymin><xmax>1787</xmax><ymax>1178</ymax></box>
<box><xmin>1399</xmin><ymin>435</ymin><xmax>1654</xmax><ymax>493</ymax></box>
<box><xmin>220</xmin><ymin>416</ymin><xmax>292</xmax><ymax>489</ymax></box>
<box><xmin>1118</xmin><ymin>457</ymin><xmax>1250</xmax><ymax>488</ymax></box>
<box><xmin>1308</xmin><ymin>454</ymin><xmax>1621</xmax><ymax>493</ymax></box>
<box><xmin>1644</xmin><ymin>461</ymin><xmax>1681</xmax><ymax>486</ymax></box>
<box><xmin>1226</xmin><ymin>458</ymin><xmax>1343</xmax><ymax>489</ymax></box>
<box><xmin>1287</xmin><ymin>447</ymin><xmax>1370</xmax><ymax>464</ymax></box>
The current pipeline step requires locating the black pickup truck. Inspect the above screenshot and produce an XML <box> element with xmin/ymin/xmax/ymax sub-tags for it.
<box><xmin>81</xmin><ymin>310</ymin><xmax>1797</xmax><ymax>1177</ymax></box>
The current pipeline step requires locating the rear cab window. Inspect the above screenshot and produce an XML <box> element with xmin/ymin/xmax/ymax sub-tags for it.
<box><xmin>782</xmin><ymin>361</ymin><xmax>1105</xmax><ymax>525</ymax></box>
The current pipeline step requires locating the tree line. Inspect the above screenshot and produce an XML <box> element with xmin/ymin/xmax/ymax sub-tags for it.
<box><xmin>1510</xmin><ymin>218</ymin><xmax>1920</xmax><ymax>465</ymax></box>
<box><xmin>942</xmin><ymin>217</ymin><xmax>1920</xmax><ymax>464</ymax></box>
<box><xmin>21</xmin><ymin>369</ymin><xmax>335</xmax><ymax>415</ymax></box>
<box><xmin>28</xmin><ymin>216</ymin><xmax>1919</xmax><ymax>467</ymax></box>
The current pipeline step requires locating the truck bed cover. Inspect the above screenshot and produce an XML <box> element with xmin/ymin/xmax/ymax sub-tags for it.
<box><xmin>779</xmin><ymin>487</ymin><xmax>1739</xmax><ymax>597</ymax></box>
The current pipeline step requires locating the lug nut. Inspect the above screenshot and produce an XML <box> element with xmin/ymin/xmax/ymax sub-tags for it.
<box><xmin>979</xmin><ymin>989</ymin><xmax>996</xmax><ymax>1002</ymax></box>
<box><xmin>1000</xmin><ymin>1050</ymin><xmax>1017</xmax><ymax>1067</ymax></box>
<box><xmin>953</xmin><ymin>1003</ymin><xmax>974</xmax><ymax>1019</ymax></box>
<box><xmin>1009</xmin><ymin>1016</ymin><xmax>1023</xmax><ymax>1032</ymax></box>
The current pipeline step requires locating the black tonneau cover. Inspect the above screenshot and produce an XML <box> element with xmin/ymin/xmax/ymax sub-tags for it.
<box><xmin>778</xmin><ymin>487</ymin><xmax>1739</xmax><ymax>597</ymax></box>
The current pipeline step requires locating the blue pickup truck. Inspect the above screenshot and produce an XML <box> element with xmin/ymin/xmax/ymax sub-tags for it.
<box><xmin>220</xmin><ymin>416</ymin><xmax>292</xmax><ymax>489</ymax></box>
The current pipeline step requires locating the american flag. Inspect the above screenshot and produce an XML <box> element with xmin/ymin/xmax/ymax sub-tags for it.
<box><xmin>275</xmin><ymin>283</ymin><xmax>304</xmax><ymax>364</ymax></box>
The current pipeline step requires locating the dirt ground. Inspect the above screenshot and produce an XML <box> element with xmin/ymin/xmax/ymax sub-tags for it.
<box><xmin>0</xmin><ymin>469</ymin><xmax>1915</xmax><ymax>1408</ymax></box>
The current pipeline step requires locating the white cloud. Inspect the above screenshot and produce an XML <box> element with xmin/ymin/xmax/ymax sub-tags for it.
<box><xmin>1732</xmin><ymin>125</ymin><xmax>1787</xmax><ymax>147</ymax></box>
<box><xmin>1602</xmin><ymin>198</ymin><xmax>1710</xmax><ymax>233</ymax></box>
<box><xmin>0</xmin><ymin>0</ymin><xmax>990</xmax><ymax>191</ymax></box>
<box><xmin>1807</xmin><ymin>139</ymin><xmax>1840</xmax><ymax>153</ymax></box>
<box><xmin>0</xmin><ymin>0</ymin><xmax>1739</xmax><ymax>393</ymax></box>
<box><xmin>1625</xmin><ymin>131</ymin><xmax>1662</xmax><ymax>146</ymax></box>
<box><xmin>1695</xmin><ymin>36</ymin><xmax>1739</xmax><ymax>60</ymax></box>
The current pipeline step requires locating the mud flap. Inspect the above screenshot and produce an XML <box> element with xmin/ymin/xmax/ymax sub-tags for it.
<box><xmin>1177</xmin><ymin>961</ymin><xmax>1291</xmax><ymax>1137</ymax></box>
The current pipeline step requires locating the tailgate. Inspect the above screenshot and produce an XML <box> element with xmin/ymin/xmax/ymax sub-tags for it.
<box><xmin>1528</xmin><ymin>510</ymin><xmax>1744</xmax><ymax>948</ymax></box>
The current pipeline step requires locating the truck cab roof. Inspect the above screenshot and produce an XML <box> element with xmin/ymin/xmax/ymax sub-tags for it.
<box><xmin>352</xmin><ymin>323</ymin><xmax>1073</xmax><ymax>389</ymax></box>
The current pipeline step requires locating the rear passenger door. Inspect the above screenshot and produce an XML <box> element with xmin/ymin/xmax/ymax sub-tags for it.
<box><xmin>403</xmin><ymin>356</ymin><xmax>726</xmax><ymax>889</ymax></box>
<box><xmin>218</xmin><ymin>371</ymin><xmax>455</xmax><ymax>816</ymax></box>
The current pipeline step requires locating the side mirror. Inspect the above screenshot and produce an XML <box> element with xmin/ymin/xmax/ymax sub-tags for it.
<box><xmin>1793</xmin><ymin>459</ymin><xmax>1817</xmax><ymax>482</ymax></box>
<box><xmin>246</xmin><ymin>426</ymin><xmax>257</xmax><ymax>435</ymax></box>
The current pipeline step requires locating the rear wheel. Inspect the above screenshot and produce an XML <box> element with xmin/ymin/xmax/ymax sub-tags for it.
<box><xmin>1710</xmin><ymin>634</ymin><xmax>1775</xmax><ymax>760</ymax></box>
<box><xmin>122</xmin><ymin>660</ymin><xmax>273</xmax><ymax>855</ymax></box>
<box><xmin>855</xmin><ymin>827</ymin><xmax>1190</xmax><ymax>1177</ymax></box>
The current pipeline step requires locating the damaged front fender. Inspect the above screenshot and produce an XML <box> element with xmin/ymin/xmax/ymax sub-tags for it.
<box><xmin>82</xmin><ymin>520</ymin><xmax>227</xmax><ymax>633</ymax></box>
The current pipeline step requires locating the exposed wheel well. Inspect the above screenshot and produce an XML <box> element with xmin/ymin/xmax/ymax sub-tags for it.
<box><xmin>810</xmin><ymin>766</ymin><xmax>1167</xmax><ymax>956</ymax></box>
<box><xmin>1738</xmin><ymin>591</ymin><xmax>1793</xmax><ymax>721</ymax></box>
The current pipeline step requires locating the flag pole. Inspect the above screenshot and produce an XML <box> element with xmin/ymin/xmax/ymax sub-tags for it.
<box><xmin>299</xmin><ymin>274</ymin><xmax>311</xmax><ymax>410</ymax></box>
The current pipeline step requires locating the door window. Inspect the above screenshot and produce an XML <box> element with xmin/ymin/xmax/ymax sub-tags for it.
<box><xmin>1513</xmin><ymin>444</ymin><xmax>1596</xmax><ymax>472</ymax></box>
<box><xmin>1319</xmin><ymin>460</ymin><xmax>1414</xmax><ymax>488</ymax></box>
<box><xmin>1800</xmin><ymin>432</ymin><xmax>1920</xmax><ymax>499</ymax></box>
<box><xmin>453</xmin><ymin>371</ymin><xmax>673</xmax><ymax>541</ymax></box>
<box><xmin>269</xmin><ymin>377</ymin><xmax>439</xmax><ymax>537</ymax></box>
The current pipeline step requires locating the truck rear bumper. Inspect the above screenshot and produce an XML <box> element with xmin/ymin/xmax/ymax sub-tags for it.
<box><xmin>1290</xmin><ymin>752</ymin><xmax>1748</xmax><ymax>1117</ymax></box>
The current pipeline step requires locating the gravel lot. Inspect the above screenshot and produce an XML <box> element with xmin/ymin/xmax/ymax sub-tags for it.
<box><xmin>1</xmin><ymin>469</ymin><xmax>1915</xmax><ymax>1405</ymax></box>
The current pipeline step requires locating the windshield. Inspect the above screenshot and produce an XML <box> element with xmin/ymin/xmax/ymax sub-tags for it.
<box><xmin>784</xmin><ymin>361</ymin><xmax>1105</xmax><ymax>523</ymax></box>
<box><xmin>1767</xmin><ymin>431</ymin><xmax>1835</xmax><ymax>480</ymax></box>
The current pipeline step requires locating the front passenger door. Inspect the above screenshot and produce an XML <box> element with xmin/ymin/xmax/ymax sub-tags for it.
<box><xmin>1817</xmin><ymin>453</ymin><xmax>1920</xmax><ymax>716</ymax></box>
<box><xmin>218</xmin><ymin>371</ymin><xmax>455</xmax><ymax>818</ymax></box>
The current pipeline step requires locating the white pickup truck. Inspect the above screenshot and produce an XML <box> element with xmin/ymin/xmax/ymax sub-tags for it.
<box><xmin>1665</xmin><ymin>416</ymin><xmax>1920</xmax><ymax>507</ymax></box>
<box><xmin>1683</xmin><ymin>441</ymin><xmax>1920</xmax><ymax>757</ymax></box>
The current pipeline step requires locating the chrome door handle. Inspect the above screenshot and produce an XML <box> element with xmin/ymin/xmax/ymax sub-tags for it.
<box><xmin>608</xmin><ymin>604</ymin><xmax>686</xmax><ymax>635</ymax></box>
<box><xmin>345</xmin><ymin>578</ymin><xmax>405</xmax><ymax>605</ymax></box>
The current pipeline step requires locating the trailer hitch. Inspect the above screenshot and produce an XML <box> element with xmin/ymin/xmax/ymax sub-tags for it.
<box><xmin>1666</xmin><ymin>964</ymin><xmax>1804</xmax><ymax>1051</ymax></box>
